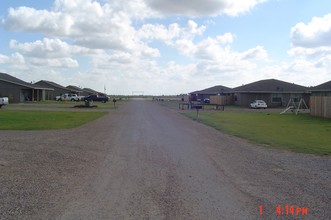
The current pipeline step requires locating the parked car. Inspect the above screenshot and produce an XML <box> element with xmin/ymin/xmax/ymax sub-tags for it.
<box><xmin>0</xmin><ymin>97</ymin><xmax>9</xmax><ymax>108</ymax></box>
<box><xmin>203</xmin><ymin>98</ymin><xmax>210</xmax><ymax>103</ymax></box>
<box><xmin>56</xmin><ymin>93</ymin><xmax>80</xmax><ymax>101</ymax></box>
<box><xmin>84</xmin><ymin>95</ymin><xmax>109</xmax><ymax>103</ymax></box>
<box><xmin>250</xmin><ymin>100</ymin><xmax>267</xmax><ymax>109</ymax></box>
<box><xmin>77</xmin><ymin>95</ymin><xmax>85</xmax><ymax>101</ymax></box>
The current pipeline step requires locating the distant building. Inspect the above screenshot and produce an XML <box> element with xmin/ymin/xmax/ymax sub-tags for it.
<box><xmin>82</xmin><ymin>88</ymin><xmax>106</xmax><ymax>96</ymax></box>
<box><xmin>67</xmin><ymin>85</ymin><xmax>84</xmax><ymax>96</ymax></box>
<box><xmin>189</xmin><ymin>85</ymin><xmax>233</xmax><ymax>104</ymax></box>
<box><xmin>34</xmin><ymin>80</ymin><xmax>78</xmax><ymax>100</ymax></box>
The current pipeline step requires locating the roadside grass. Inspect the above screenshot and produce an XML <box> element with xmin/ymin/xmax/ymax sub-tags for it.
<box><xmin>158</xmin><ymin>100</ymin><xmax>181</xmax><ymax>109</ymax></box>
<box><xmin>183</xmin><ymin>111</ymin><xmax>331</xmax><ymax>156</ymax></box>
<box><xmin>8</xmin><ymin>100</ymin><xmax>128</xmax><ymax>109</ymax></box>
<box><xmin>0</xmin><ymin>110</ymin><xmax>107</xmax><ymax>130</ymax></box>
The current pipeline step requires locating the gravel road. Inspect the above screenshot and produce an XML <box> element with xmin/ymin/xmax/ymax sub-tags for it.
<box><xmin>0</xmin><ymin>100</ymin><xmax>330</xmax><ymax>219</ymax></box>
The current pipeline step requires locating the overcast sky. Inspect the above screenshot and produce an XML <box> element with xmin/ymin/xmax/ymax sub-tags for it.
<box><xmin>0</xmin><ymin>0</ymin><xmax>330</xmax><ymax>95</ymax></box>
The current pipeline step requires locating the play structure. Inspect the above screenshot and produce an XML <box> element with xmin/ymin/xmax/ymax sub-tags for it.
<box><xmin>280</xmin><ymin>98</ymin><xmax>309</xmax><ymax>115</ymax></box>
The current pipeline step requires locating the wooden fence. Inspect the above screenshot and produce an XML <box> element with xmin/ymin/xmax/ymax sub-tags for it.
<box><xmin>310</xmin><ymin>96</ymin><xmax>331</xmax><ymax>118</ymax></box>
<box><xmin>210</xmin><ymin>95</ymin><xmax>234</xmax><ymax>105</ymax></box>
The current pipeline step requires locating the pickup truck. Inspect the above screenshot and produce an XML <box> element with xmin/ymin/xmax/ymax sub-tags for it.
<box><xmin>56</xmin><ymin>93</ymin><xmax>80</xmax><ymax>101</ymax></box>
<box><xmin>84</xmin><ymin>95</ymin><xmax>109</xmax><ymax>103</ymax></box>
<box><xmin>0</xmin><ymin>97</ymin><xmax>9</xmax><ymax>108</ymax></box>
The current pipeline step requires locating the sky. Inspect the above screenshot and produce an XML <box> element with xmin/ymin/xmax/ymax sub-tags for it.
<box><xmin>0</xmin><ymin>0</ymin><xmax>331</xmax><ymax>95</ymax></box>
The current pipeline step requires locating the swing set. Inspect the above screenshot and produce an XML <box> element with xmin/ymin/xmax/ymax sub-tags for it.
<box><xmin>280</xmin><ymin>98</ymin><xmax>309</xmax><ymax>115</ymax></box>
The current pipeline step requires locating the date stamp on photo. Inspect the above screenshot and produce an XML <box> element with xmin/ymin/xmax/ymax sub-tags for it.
<box><xmin>259</xmin><ymin>204</ymin><xmax>308</xmax><ymax>217</ymax></box>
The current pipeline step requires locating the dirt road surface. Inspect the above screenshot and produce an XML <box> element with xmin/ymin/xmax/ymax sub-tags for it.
<box><xmin>0</xmin><ymin>100</ymin><xmax>330</xmax><ymax>219</ymax></box>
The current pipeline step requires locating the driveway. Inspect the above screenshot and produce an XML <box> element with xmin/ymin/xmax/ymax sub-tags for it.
<box><xmin>0</xmin><ymin>100</ymin><xmax>330</xmax><ymax>219</ymax></box>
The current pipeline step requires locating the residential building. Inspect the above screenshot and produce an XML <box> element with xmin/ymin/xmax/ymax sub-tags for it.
<box><xmin>34</xmin><ymin>80</ymin><xmax>78</xmax><ymax>100</ymax></box>
<box><xmin>233</xmin><ymin>79</ymin><xmax>310</xmax><ymax>107</ymax></box>
<box><xmin>82</xmin><ymin>88</ymin><xmax>106</xmax><ymax>96</ymax></box>
<box><xmin>0</xmin><ymin>72</ymin><xmax>53</xmax><ymax>102</ymax></box>
<box><xmin>189</xmin><ymin>85</ymin><xmax>233</xmax><ymax>104</ymax></box>
<box><xmin>67</xmin><ymin>85</ymin><xmax>84</xmax><ymax>96</ymax></box>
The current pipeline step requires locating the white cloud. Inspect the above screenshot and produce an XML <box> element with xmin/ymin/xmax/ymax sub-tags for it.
<box><xmin>291</xmin><ymin>13</ymin><xmax>331</xmax><ymax>48</ymax></box>
<box><xmin>285</xmin><ymin>13</ymin><xmax>331</xmax><ymax>86</ymax></box>
<box><xmin>241</xmin><ymin>46</ymin><xmax>268</xmax><ymax>60</ymax></box>
<box><xmin>137</xmin><ymin>23</ymin><xmax>181</xmax><ymax>45</ymax></box>
<box><xmin>30</xmin><ymin>57</ymin><xmax>79</xmax><ymax>68</ymax></box>
<box><xmin>217</xmin><ymin>32</ymin><xmax>235</xmax><ymax>44</ymax></box>
<box><xmin>137</xmin><ymin>20</ymin><xmax>205</xmax><ymax>45</ymax></box>
<box><xmin>145</xmin><ymin>0</ymin><xmax>225</xmax><ymax>16</ymax></box>
<box><xmin>4</xmin><ymin>7</ymin><xmax>71</xmax><ymax>36</ymax></box>
<box><xmin>1</xmin><ymin>48</ymin><xmax>79</xmax><ymax>69</ymax></box>
<box><xmin>0</xmin><ymin>54</ymin><xmax>9</xmax><ymax>64</ymax></box>
<box><xmin>4</xmin><ymin>38</ymin><xmax>80</xmax><ymax>68</ymax></box>
<box><xmin>0</xmin><ymin>53</ymin><xmax>25</xmax><ymax>65</ymax></box>
<box><xmin>3</xmin><ymin>2</ymin><xmax>141</xmax><ymax>52</ymax></box>
<box><xmin>186</xmin><ymin>20</ymin><xmax>206</xmax><ymax>35</ymax></box>
<box><xmin>288</xmin><ymin>46</ymin><xmax>331</xmax><ymax>59</ymax></box>
<box><xmin>2</xmin><ymin>0</ymin><xmax>329</xmax><ymax>94</ymax></box>
<box><xmin>144</xmin><ymin>0</ymin><xmax>266</xmax><ymax>16</ymax></box>
<box><xmin>223</xmin><ymin>0</ymin><xmax>267</xmax><ymax>16</ymax></box>
<box><xmin>7</xmin><ymin>38</ymin><xmax>96</xmax><ymax>68</ymax></box>
<box><xmin>176</xmin><ymin>35</ymin><xmax>268</xmax><ymax>63</ymax></box>
<box><xmin>172</xmin><ymin>36</ymin><xmax>270</xmax><ymax>88</ymax></box>
<box><xmin>10</xmin><ymin>38</ymin><xmax>73</xmax><ymax>58</ymax></box>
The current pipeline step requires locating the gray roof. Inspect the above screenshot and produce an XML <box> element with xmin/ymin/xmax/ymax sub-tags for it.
<box><xmin>67</xmin><ymin>85</ymin><xmax>83</xmax><ymax>92</ymax></box>
<box><xmin>83</xmin><ymin>88</ymin><xmax>100</xmax><ymax>94</ymax></box>
<box><xmin>310</xmin><ymin>80</ymin><xmax>331</xmax><ymax>92</ymax></box>
<box><xmin>83</xmin><ymin>88</ymin><xmax>106</xmax><ymax>95</ymax></box>
<box><xmin>233</xmin><ymin>79</ymin><xmax>309</xmax><ymax>93</ymax></box>
<box><xmin>0</xmin><ymin>72</ymin><xmax>53</xmax><ymax>90</ymax></box>
<box><xmin>35</xmin><ymin>80</ymin><xmax>71</xmax><ymax>90</ymax></box>
<box><xmin>190</xmin><ymin>85</ymin><xmax>233</xmax><ymax>95</ymax></box>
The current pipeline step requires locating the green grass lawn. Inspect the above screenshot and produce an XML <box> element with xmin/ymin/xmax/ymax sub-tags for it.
<box><xmin>10</xmin><ymin>100</ymin><xmax>119</xmax><ymax>109</ymax></box>
<box><xmin>0</xmin><ymin>110</ymin><xmax>107</xmax><ymax>130</ymax></box>
<box><xmin>184</xmin><ymin>111</ymin><xmax>331</xmax><ymax>156</ymax></box>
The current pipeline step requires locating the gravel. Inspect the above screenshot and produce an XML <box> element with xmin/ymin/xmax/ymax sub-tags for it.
<box><xmin>0</xmin><ymin>100</ymin><xmax>330</xmax><ymax>219</ymax></box>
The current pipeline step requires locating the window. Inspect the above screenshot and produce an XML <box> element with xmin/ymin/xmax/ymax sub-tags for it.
<box><xmin>272</xmin><ymin>94</ymin><xmax>282</xmax><ymax>103</ymax></box>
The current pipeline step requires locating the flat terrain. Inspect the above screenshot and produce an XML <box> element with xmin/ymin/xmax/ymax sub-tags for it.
<box><xmin>0</xmin><ymin>100</ymin><xmax>330</xmax><ymax>219</ymax></box>
<box><xmin>183</xmin><ymin>111</ymin><xmax>331</xmax><ymax>156</ymax></box>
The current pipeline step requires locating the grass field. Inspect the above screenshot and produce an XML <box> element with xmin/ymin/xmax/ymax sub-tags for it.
<box><xmin>0</xmin><ymin>110</ymin><xmax>107</xmax><ymax>130</ymax></box>
<box><xmin>184</xmin><ymin>111</ymin><xmax>331</xmax><ymax>156</ymax></box>
<box><xmin>9</xmin><ymin>100</ymin><xmax>123</xmax><ymax>109</ymax></box>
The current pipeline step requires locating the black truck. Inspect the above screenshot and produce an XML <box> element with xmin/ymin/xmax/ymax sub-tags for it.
<box><xmin>83</xmin><ymin>95</ymin><xmax>109</xmax><ymax>103</ymax></box>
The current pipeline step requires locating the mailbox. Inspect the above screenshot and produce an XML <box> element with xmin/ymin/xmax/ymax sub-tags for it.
<box><xmin>192</xmin><ymin>105</ymin><xmax>202</xmax><ymax>109</ymax></box>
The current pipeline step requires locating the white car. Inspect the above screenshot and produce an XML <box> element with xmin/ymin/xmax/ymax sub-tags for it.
<box><xmin>250</xmin><ymin>100</ymin><xmax>267</xmax><ymax>109</ymax></box>
<box><xmin>56</xmin><ymin>93</ymin><xmax>80</xmax><ymax>101</ymax></box>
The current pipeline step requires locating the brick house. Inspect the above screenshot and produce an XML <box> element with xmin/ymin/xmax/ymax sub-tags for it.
<box><xmin>0</xmin><ymin>72</ymin><xmax>53</xmax><ymax>102</ymax></box>
<box><xmin>34</xmin><ymin>80</ymin><xmax>79</xmax><ymax>100</ymax></box>
<box><xmin>233</xmin><ymin>79</ymin><xmax>310</xmax><ymax>107</ymax></box>
<box><xmin>189</xmin><ymin>85</ymin><xmax>233</xmax><ymax>104</ymax></box>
